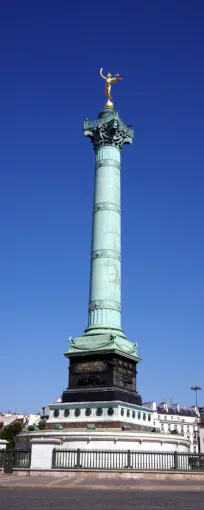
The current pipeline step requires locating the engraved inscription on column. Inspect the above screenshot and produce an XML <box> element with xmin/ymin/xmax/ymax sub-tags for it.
<box><xmin>91</xmin><ymin>249</ymin><xmax>121</xmax><ymax>261</ymax></box>
<box><xmin>89</xmin><ymin>300</ymin><xmax>121</xmax><ymax>312</ymax></box>
<box><xmin>95</xmin><ymin>159</ymin><xmax>120</xmax><ymax>170</ymax></box>
<box><xmin>93</xmin><ymin>203</ymin><xmax>121</xmax><ymax>214</ymax></box>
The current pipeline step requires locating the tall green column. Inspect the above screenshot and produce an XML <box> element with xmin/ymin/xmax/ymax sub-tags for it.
<box><xmin>84</xmin><ymin>109</ymin><xmax>133</xmax><ymax>338</ymax></box>
<box><xmin>65</xmin><ymin>108</ymin><xmax>140</xmax><ymax>363</ymax></box>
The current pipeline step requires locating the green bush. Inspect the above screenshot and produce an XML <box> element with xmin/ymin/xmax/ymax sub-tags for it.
<box><xmin>27</xmin><ymin>425</ymin><xmax>34</xmax><ymax>431</ymax></box>
<box><xmin>0</xmin><ymin>422</ymin><xmax>23</xmax><ymax>448</ymax></box>
<box><xmin>38</xmin><ymin>421</ymin><xmax>46</xmax><ymax>430</ymax></box>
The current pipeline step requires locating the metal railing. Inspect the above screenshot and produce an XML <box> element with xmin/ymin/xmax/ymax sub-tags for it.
<box><xmin>52</xmin><ymin>449</ymin><xmax>204</xmax><ymax>472</ymax></box>
<box><xmin>14</xmin><ymin>450</ymin><xmax>31</xmax><ymax>468</ymax></box>
<box><xmin>0</xmin><ymin>450</ymin><xmax>4</xmax><ymax>468</ymax></box>
<box><xmin>0</xmin><ymin>450</ymin><xmax>31</xmax><ymax>470</ymax></box>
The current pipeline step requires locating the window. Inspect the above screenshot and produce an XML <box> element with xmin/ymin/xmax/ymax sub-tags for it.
<box><xmin>164</xmin><ymin>416</ymin><xmax>167</xmax><ymax>420</ymax></box>
<box><xmin>121</xmin><ymin>408</ymin><xmax>124</xmax><ymax>416</ymax></box>
<box><xmin>187</xmin><ymin>425</ymin><xmax>190</xmax><ymax>433</ymax></box>
<box><xmin>132</xmin><ymin>411</ymin><xmax>135</xmax><ymax>419</ymax></box>
<box><xmin>64</xmin><ymin>409</ymin><xmax>70</xmax><ymax>417</ymax></box>
<box><xmin>108</xmin><ymin>408</ymin><xmax>114</xmax><ymax>416</ymax></box>
<box><xmin>148</xmin><ymin>415</ymin><xmax>151</xmax><ymax>422</ymax></box>
<box><xmin>96</xmin><ymin>408</ymin><xmax>103</xmax><ymax>416</ymax></box>
<box><xmin>53</xmin><ymin>409</ymin><xmax>59</xmax><ymax>418</ymax></box>
<box><xmin>75</xmin><ymin>408</ymin><xmax>81</xmax><ymax>417</ymax></box>
<box><xmin>127</xmin><ymin>409</ymin><xmax>130</xmax><ymax>417</ymax></box>
<box><xmin>161</xmin><ymin>424</ymin><xmax>164</xmax><ymax>432</ymax></box>
<box><xmin>138</xmin><ymin>412</ymin><xmax>141</xmax><ymax>420</ymax></box>
<box><xmin>85</xmin><ymin>408</ymin><xmax>91</xmax><ymax>417</ymax></box>
<box><xmin>143</xmin><ymin>413</ymin><xmax>146</xmax><ymax>421</ymax></box>
<box><xmin>158</xmin><ymin>415</ymin><xmax>160</xmax><ymax>419</ymax></box>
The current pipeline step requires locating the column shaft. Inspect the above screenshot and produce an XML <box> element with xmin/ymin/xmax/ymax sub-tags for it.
<box><xmin>88</xmin><ymin>145</ymin><xmax>121</xmax><ymax>331</ymax></box>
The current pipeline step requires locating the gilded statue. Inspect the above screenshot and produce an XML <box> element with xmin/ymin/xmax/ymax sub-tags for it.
<box><xmin>100</xmin><ymin>68</ymin><xmax>122</xmax><ymax>108</ymax></box>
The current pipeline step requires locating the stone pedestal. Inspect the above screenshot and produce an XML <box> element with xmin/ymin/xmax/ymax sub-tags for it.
<box><xmin>62</xmin><ymin>352</ymin><xmax>141</xmax><ymax>406</ymax></box>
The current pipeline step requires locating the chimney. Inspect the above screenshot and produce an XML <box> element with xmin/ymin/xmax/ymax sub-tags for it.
<box><xmin>172</xmin><ymin>403</ymin><xmax>180</xmax><ymax>413</ymax></box>
<box><xmin>160</xmin><ymin>401</ymin><xmax>168</xmax><ymax>412</ymax></box>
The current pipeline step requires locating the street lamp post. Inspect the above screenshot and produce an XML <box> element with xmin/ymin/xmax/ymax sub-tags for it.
<box><xmin>191</xmin><ymin>386</ymin><xmax>202</xmax><ymax>407</ymax></box>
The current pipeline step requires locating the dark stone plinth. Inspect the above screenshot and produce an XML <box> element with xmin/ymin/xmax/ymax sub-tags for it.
<box><xmin>62</xmin><ymin>387</ymin><xmax>142</xmax><ymax>406</ymax></box>
<box><xmin>62</xmin><ymin>353</ymin><xmax>142</xmax><ymax>406</ymax></box>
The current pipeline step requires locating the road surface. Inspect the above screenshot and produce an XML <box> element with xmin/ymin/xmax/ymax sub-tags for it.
<box><xmin>0</xmin><ymin>487</ymin><xmax>204</xmax><ymax>509</ymax></box>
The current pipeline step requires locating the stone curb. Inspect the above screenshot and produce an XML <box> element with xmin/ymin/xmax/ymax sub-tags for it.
<box><xmin>0</xmin><ymin>483</ymin><xmax>204</xmax><ymax>491</ymax></box>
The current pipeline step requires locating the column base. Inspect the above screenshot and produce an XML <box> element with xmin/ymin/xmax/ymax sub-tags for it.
<box><xmin>84</xmin><ymin>324</ymin><xmax>126</xmax><ymax>339</ymax></box>
<box><xmin>65</xmin><ymin>333</ymin><xmax>141</xmax><ymax>363</ymax></box>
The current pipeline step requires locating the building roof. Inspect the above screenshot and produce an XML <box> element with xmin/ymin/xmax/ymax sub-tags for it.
<box><xmin>199</xmin><ymin>407</ymin><xmax>204</xmax><ymax>420</ymax></box>
<box><xmin>157</xmin><ymin>407</ymin><xmax>197</xmax><ymax>417</ymax></box>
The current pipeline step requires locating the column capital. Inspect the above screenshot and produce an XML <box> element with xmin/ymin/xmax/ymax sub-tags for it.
<box><xmin>83</xmin><ymin>109</ymin><xmax>134</xmax><ymax>151</ymax></box>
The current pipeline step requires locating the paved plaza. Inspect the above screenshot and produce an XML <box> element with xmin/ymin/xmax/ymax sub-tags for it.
<box><xmin>0</xmin><ymin>474</ymin><xmax>204</xmax><ymax>509</ymax></box>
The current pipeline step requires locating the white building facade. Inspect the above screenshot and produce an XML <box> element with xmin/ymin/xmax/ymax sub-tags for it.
<box><xmin>0</xmin><ymin>413</ymin><xmax>27</xmax><ymax>429</ymax></box>
<box><xmin>144</xmin><ymin>401</ymin><xmax>200</xmax><ymax>453</ymax></box>
<box><xmin>198</xmin><ymin>407</ymin><xmax>204</xmax><ymax>454</ymax></box>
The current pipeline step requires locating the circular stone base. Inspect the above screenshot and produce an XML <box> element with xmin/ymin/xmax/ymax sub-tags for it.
<box><xmin>17</xmin><ymin>430</ymin><xmax>190</xmax><ymax>453</ymax></box>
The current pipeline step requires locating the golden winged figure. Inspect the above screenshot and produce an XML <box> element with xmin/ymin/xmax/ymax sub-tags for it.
<box><xmin>100</xmin><ymin>68</ymin><xmax>122</xmax><ymax>108</ymax></box>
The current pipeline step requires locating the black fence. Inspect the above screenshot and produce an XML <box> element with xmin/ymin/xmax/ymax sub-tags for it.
<box><xmin>13</xmin><ymin>450</ymin><xmax>31</xmax><ymax>468</ymax></box>
<box><xmin>0</xmin><ymin>450</ymin><xmax>4</xmax><ymax>468</ymax></box>
<box><xmin>0</xmin><ymin>450</ymin><xmax>31</xmax><ymax>471</ymax></box>
<box><xmin>52</xmin><ymin>449</ymin><xmax>204</xmax><ymax>472</ymax></box>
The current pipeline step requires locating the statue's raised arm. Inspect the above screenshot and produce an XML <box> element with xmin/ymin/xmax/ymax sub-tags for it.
<box><xmin>110</xmin><ymin>74</ymin><xmax>123</xmax><ymax>85</ymax></box>
<box><xmin>100</xmin><ymin>68</ymin><xmax>106</xmax><ymax>80</ymax></box>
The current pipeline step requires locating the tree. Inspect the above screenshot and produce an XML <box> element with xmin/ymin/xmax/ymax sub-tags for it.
<box><xmin>0</xmin><ymin>422</ymin><xmax>23</xmax><ymax>448</ymax></box>
<box><xmin>38</xmin><ymin>421</ymin><xmax>46</xmax><ymax>430</ymax></box>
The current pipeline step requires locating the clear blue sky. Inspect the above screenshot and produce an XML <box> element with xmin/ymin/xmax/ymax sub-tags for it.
<box><xmin>1</xmin><ymin>1</ymin><xmax>203</xmax><ymax>413</ymax></box>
